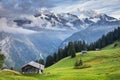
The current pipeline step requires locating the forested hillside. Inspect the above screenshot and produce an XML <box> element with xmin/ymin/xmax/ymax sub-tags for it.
<box><xmin>45</xmin><ymin>27</ymin><xmax>120</xmax><ymax>67</ymax></box>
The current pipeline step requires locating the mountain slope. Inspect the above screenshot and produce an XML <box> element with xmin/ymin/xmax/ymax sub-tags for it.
<box><xmin>1</xmin><ymin>12</ymin><xmax>120</xmax><ymax>69</ymax></box>
<box><xmin>103</xmin><ymin>41</ymin><xmax>120</xmax><ymax>50</ymax></box>
<box><xmin>0</xmin><ymin>46</ymin><xmax>120</xmax><ymax>80</ymax></box>
<box><xmin>44</xmin><ymin>48</ymin><xmax>120</xmax><ymax>80</ymax></box>
<box><xmin>0</xmin><ymin>10</ymin><xmax>88</xmax><ymax>69</ymax></box>
<box><xmin>61</xmin><ymin>15</ymin><xmax>120</xmax><ymax>47</ymax></box>
<box><xmin>1</xmin><ymin>31</ymin><xmax>67</xmax><ymax>70</ymax></box>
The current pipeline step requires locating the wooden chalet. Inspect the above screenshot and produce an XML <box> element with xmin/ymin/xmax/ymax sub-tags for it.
<box><xmin>21</xmin><ymin>61</ymin><xmax>44</xmax><ymax>74</ymax></box>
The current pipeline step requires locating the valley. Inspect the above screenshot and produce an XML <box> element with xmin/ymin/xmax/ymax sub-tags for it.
<box><xmin>0</xmin><ymin>11</ymin><xmax>120</xmax><ymax>69</ymax></box>
<box><xmin>0</xmin><ymin>1</ymin><xmax>120</xmax><ymax>80</ymax></box>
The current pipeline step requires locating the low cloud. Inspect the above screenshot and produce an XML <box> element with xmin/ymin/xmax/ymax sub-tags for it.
<box><xmin>78</xmin><ymin>9</ymin><xmax>100</xmax><ymax>17</ymax></box>
<box><xmin>0</xmin><ymin>18</ymin><xmax>37</xmax><ymax>34</ymax></box>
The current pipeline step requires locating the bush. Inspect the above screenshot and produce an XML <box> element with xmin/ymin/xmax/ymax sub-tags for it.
<box><xmin>74</xmin><ymin>64</ymin><xmax>91</xmax><ymax>69</ymax></box>
<box><xmin>113</xmin><ymin>43</ymin><xmax>118</xmax><ymax>48</ymax></box>
<box><xmin>74</xmin><ymin>58</ymin><xmax>91</xmax><ymax>69</ymax></box>
<box><xmin>74</xmin><ymin>59</ymin><xmax>83</xmax><ymax>67</ymax></box>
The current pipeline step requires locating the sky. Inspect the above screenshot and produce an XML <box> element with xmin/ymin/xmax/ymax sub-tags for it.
<box><xmin>0</xmin><ymin>0</ymin><xmax>120</xmax><ymax>18</ymax></box>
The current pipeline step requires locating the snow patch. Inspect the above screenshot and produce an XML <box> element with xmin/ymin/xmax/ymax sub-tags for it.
<box><xmin>89</xmin><ymin>18</ymin><xmax>100</xmax><ymax>23</ymax></box>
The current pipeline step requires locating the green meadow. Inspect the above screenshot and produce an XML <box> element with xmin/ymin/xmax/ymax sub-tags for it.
<box><xmin>0</xmin><ymin>42</ymin><xmax>120</xmax><ymax>80</ymax></box>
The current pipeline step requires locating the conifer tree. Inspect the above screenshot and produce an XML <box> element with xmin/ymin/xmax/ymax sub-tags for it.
<box><xmin>39</xmin><ymin>59</ymin><xmax>44</xmax><ymax>65</ymax></box>
<box><xmin>45</xmin><ymin>55</ymin><xmax>54</xmax><ymax>67</ymax></box>
<box><xmin>68</xmin><ymin>42</ymin><xmax>76</xmax><ymax>58</ymax></box>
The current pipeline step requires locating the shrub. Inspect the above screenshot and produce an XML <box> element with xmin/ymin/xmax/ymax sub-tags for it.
<box><xmin>74</xmin><ymin>64</ymin><xmax>91</xmax><ymax>69</ymax></box>
<box><xmin>74</xmin><ymin>59</ymin><xmax>91</xmax><ymax>69</ymax></box>
<box><xmin>74</xmin><ymin>59</ymin><xmax>83</xmax><ymax>67</ymax></box>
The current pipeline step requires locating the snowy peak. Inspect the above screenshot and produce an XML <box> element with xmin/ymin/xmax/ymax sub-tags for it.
<box><xmin>92</xmin><ymin>14</ymin><xmax>117</xmax><ymax>22</ymax></box>
<box><xmin>14</xmin><ymin>12</ymin><xmax>86</xmax><ymax>31</ymax></box>
<box><xmin>82</xmin><ymin>13</ymin><xmax>120</xmax><ymax>25</ymax></box>
<box><xmin>13</xmin><ymin>10</ymin><xmax>120</xmax><ymax>32</ymax></box>
<box><xmin>14</xmin><ymin>12</ymin><xmax>120</xmax><ymax>32</ymax></box>
<box><xmin>57</xmin><ymin>13</ymin><xmax>79</xmax><ymax>22</ymax></box>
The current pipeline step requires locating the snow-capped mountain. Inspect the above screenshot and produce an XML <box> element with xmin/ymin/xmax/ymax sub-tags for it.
<box><xmin>14</xmin><ymin>10</ymin><xmax>86</xmax><ymax>31</ymax></box>
<box><xmin>0</xmin><ymin>9</ymin><xmax>120</xmax><ymax>70</ymax></box>
<box><xmin>85</xmin><ymin>14</ymin><xmax>119</xmax><ymax>25</ymax></box>
<box><xmin>61</xmin><ymin>14</ymin><xmax>120</xmax><ymax>47</ymax></box>
<box><xmin>1</xmin><ymin>10</ymin><xmax>86</xmax><ymax>69</ymax></box>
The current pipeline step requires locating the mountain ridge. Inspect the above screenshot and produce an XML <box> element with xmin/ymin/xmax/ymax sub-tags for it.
<box><xmin>0</xmin><ymin>10</ymin><xmax>120</xmax><ymax>69</ymax></box>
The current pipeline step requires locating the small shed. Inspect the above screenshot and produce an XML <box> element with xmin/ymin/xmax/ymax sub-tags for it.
<box><xmin>21</xmin><ymin>61</ymin><xmax>44</xmax><ymax>74</ymax></box>
<box><xmin>95</xmin><ymin>48</ymin><xmax>100</xmax><ymax>51</ymax></box>
<box><xmin>81</xmin><ymin>50</ymin><xmax>87</xmax><ymax>54</ymax></box>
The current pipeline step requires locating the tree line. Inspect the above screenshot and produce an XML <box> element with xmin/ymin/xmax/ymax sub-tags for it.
<box><xmin>0</xmin><ymin>53</ymin><xmax>5</xmax><ymax>68</ymax></box>
<box><xmin>45</xmin><ymin>27</ymin><xmax>120</xmax><ymax>67</ymax></box>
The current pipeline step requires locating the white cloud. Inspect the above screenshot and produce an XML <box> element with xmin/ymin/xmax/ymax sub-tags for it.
<box><xmin>110</xmin><ymin>11</ymin><xmax>120</xmax><ymax>19</ymax></box>
<box><xmin>78</xmin><ymin>9</ymin><xmax>100</xmax><ymax>17</ymax></box>
<box><xmin>21</xmin><ymin>15</ymin><xmax>67</xmax><ymax>31</ymax></box>
<box><xmin>52</xmin><ymin>0</ymin><xmax>120</xmax><ymax>18</ymax></box>
<box><xmin>0</xmin><ymin>18</ymin><xmax>37</xmax><ymax>34</ymax></box>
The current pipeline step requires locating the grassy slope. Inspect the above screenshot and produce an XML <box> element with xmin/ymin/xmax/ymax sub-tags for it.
<box><xmin>0</xmin><ymin>69</ymin><xmax>37</xmax><ymax>80</ymax></box>
<box><xmin>103</xmin><ymin>41</ymin><xmax>120</xmax><ymax>50</ymax></box>
<box><xmin>43</xmin><ymin>48</ymin><xmax>120</xmax><ymax>80</ymax></box>
<box><xmin>0</xmin><ymin>42</ymin><xmax>120</xmax><ymax>80</ymax></box>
